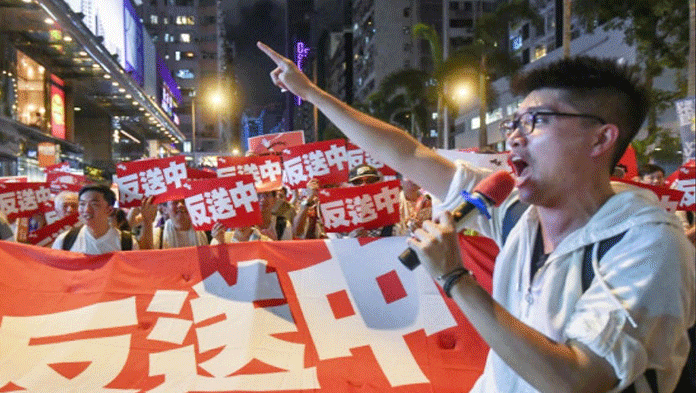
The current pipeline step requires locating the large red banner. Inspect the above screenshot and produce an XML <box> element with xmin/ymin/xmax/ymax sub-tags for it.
<box><xmin>218</xmin><ymin>155</ymin><xmax>284</xmax><ymax>193</ymax></box>
<box><xmin>318</xmin><ymin>180</ymin><xmax>402</xmax><ymax>232</ymax></box>
<box><xmin>281</xmin><ymin>140</ymin><xmax>349</xmax><ymax>189</ymax></box>
<box><xmin>114</xmin><ymin>156</ymin><xmax>188</xmax><ymax>208</ymax></box>
<box><xmin>0</xmin><ymin>236</ymin><xmax>495</xmax><ymax>392</ymax></box>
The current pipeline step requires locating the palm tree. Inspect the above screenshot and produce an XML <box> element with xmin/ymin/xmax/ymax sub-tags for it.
<box><xmin>574</xmin><ymin>0</ymin><xmax>691</xmax><ymax>136</ymax></box>
<box><xmin>364</xmin><ymin>69</ymin><xmax>436</xmax><ymax>137</ymax></box>
<box><xmin>441</xmin><ymin>0</ymin><xmax>542</xmax><ymax>147</ymax></box>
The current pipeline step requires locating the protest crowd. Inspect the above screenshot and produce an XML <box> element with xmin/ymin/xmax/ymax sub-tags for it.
<box><xmin>0</xmin><ymin>46</ymin><xmax>694</xmax><ymax>393</ymax></box>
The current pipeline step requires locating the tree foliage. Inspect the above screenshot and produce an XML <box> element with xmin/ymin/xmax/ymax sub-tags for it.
<box><xmin>574</xmin><ymin>0</ymin><xmax>690</xmax><ymax>143</ymax></box>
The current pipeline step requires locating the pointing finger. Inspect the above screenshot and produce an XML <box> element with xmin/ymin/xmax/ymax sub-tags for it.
<box><xmin>257</xmin><ymin>41</ymin><xmax>285</xmax><ymax>65</ymax></box>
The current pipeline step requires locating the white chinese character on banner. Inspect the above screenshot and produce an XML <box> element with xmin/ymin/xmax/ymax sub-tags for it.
<box><xmin>217</xmin><ymin>166</ymin><xmax>237</xmax><ymax>178</ymax></box>
<box><xmin>44</xmin><ymin>210</ymin><xmax>60</xmax><ymax>225</ymax></box>
<box><xmin>325</xmin><ymin>143</ymin><xmax>348</xmax><ymax>170</ymax></box>
<box><xmin>347</xmin><ymin>149</ymin><xmax>364</xmax><ymax>168</ymax></box>
<box><xmin>365</xmin><ymin>154</ymin><xmax>385</xmax><ymax>169</ymax></box>
<box><xmin>17</xmin><ymin>189</ymin><xmax>38</xmax><ymax>212</ymax></box>
<box><xmin>673</xmin><ymin>178</ymin><xmax>696</xmax><ymax>208</ymax></box>
<box><xmin>163</xmin><ymin>161</ymin><xmax>187</xmax><ymax>188</ymax></box>
<box><xmin>185</xmin><ymin>194</ymin><xmax>211</xmax><ymax>226</ymax></box>
<box><xmin>140</xmin><ymin>168</ymin><xmax>167</xmax><ymax>196</ymax></box>
<box><xmin>345</xmin><ymin>195</ymin><xmax>378</xmax><ymax>225</ymax></box>
<box><xmin>258</xmin><ymin>159</ymin><xmax>282</xmax><ymax>182</ymax></box>
<box><xmin>373</xmin><ymin>186</ymin><xmax>400</xmax><ymax>214</ymax></box>
<box><xmin>147</xmin><ymin>261</ymin><xmax>319</xmax><ymax>392</ymax></box>
<box><xmin>303</xmin><ymin>151</ymin><xmax>330</xmax><ymax>177</ymax></box>
<box><xmin>242</xmin><ymin>163</ymin><xmax>261</xmax><ymax>182</ymax></box>
<box><xmin>229</xmin><ymin>181</ymin><xmax>257</xmax><ymax>213</ymax></box>
<box><xmin>0</xmin><ymin>298</ymin><xmax>137</xmax><ymax>392</ymax></box>
<box><xmin>283</xmin><ymin>156</ymin><xmax>307</xmax><ymax>186</ymax></box>
<box><xmin>114</xmin><ymin>173</ymin><xmax>141</xmax><ymax>203</ymax></box>
<box><xmin>35</xmin><ymin>186</ymin><xmax>52</xmax><ymax>205</ymax></box>
<box><xmin>288</xmin><ymin>238</ymin><xmax>457</xmax><ymax>387</ymax></box>
<box><xmin>0</xmin><ymin>192</ymin><xmax>18</xmax><ymax>216</ymax></box>
<box><xmin>205</xmin><ymin>187</ymin><xmax>237</xmax><ymax>221</ymax></box>
<box><xmin>320</xmin><ymin>200</ymin><xmax>350</xmax><ymax>229</ymax></box>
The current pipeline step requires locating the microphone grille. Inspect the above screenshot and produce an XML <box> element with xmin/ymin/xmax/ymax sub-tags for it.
<box><xmin>473</xmin><ymin>171</ymin><xmax>515</xmax><ymax>207</ymax></box>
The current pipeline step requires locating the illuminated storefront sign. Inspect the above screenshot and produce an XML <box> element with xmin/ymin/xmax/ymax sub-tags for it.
<box><xmin>295</xmin><ymin>41</ymin><xmax>310</xmax><ymax>105</ymax></box>
<box><xmin>50</xmin><ymin>75</ymin><xmax>66</xmax><ymax>140</ymax></box>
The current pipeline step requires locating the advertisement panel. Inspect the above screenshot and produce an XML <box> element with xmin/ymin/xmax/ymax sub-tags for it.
<box><xmin>124</xmin><ymin>0</ymin><xmax>144</xmax><ymax>85</ymax></box>
<box><xmin>49</xmin><ymin>75</ymin><xmax>65</xmax><ymax>140</ymax></box>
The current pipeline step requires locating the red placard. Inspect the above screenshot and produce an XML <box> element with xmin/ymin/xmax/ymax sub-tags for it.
<box><xmin>187</xmin><ymin>167</ymin><xmax>217</xmax><ymax>180</ymax></box>
<box><xmin>25</xmin><ymin>213</ymin><xmax>79</xmax><ymax>247</ymax></box>
<box><xmin>0</xmin><ymin>182</ymin><xmax>53</xmax><ymax>221</ymax></box>
<box><xmin>346</xmin><ymin>142</ymin><xmax>398</xmax><ymax>176</ymax></box>
<box><xmin>248</xmin><ymin>130</ymin><xmax>305</xmax><ymax>154</ymax></box>
<box><xmin>181</xmin><ymin>175</ymin><xmax>262</xmax><ymax>231</ymax></box>
<box><xmin>114</xmin><ymin>156</ymin><xmax>188</xmax><ymax>208</ymax></box>
<box><xmin>0</xmin><ymin>176</ymin><xmax>28</xmax><ymax>183</ymax></box>
<box><xmin>44</xmin><ymin>162</ymin><xmax>70</xmax><ymax>175</ymax></box>
<box><xmin>613</xmin><ymin>178</ymin><xmax>686</xmax><ymax>213</ymax></box>
<box><xmin>281</xmin><ymin>139</ymin><xmax>349</xmax><ymax>189</ymax></box>
<box><xmin>218</xmin><ymin>155</ymin><xmax>283</xmax><ymax>193</ymax></box>
<box><xmin>45</xmin><ymin>172</ymin><xmax>87</xmax><ymax>193</ymax></box>
<box><xmin>667</xmin><ymin>159</ymin><xmax>695</xmax><ymax>211</ymax></box>
<box><xmin>317</xmin><ymin>179</ymin><xmax>401</xmax><ymax>232</ymax></box>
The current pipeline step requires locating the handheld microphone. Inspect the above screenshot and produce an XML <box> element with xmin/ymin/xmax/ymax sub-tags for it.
<box><xmin>398</xmin><ymin>170</ymin><xmax>515</xmax><ymax>270</ymax></box>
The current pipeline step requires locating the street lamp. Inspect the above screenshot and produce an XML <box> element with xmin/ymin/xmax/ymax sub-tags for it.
<box><xmin>190</xmin><ymin>88</ymin><xmax>225</xmax><ymax>166</ymax></box>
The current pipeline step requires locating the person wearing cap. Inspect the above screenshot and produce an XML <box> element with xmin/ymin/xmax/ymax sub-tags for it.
<box><xmin>211</xmin><ymin>187</ymin><xmax>292</xmax><ymax>243</ymax></box>
<box><xmin>347</xmin><ymin>164</ymin><xmax>382</xmax><ymax>186</ymax></box>
<box><xmin>322</xmin><ymin>164</ymin><xmax>395</xmax><ymax>238</ymax></box>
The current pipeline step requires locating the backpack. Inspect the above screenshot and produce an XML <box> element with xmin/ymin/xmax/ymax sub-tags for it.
<box><xmin>61</xmin><ymin>225</ymin><xmax>133</xmax><ymax>251</ymax></box>
<box><xmin>502</xmin><ymin>200</ymin><xmax>694</xmax><ymax>393</ymax></box>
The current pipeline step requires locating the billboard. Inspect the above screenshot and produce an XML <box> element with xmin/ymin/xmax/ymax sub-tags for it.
<box><xmin>49</xmin><ymin>75</ymin><xmax>65</xmax><ymax>140</ymax></box>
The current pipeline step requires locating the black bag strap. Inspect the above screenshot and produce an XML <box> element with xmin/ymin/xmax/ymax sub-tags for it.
<box><xmin>580</xmin><ymin>231</ymin><xmax>626</xmax><ymax>291</ymax></box>
<box><xmin>275</xmin><ymin>215</ymin><xmax>287</xmax><ymax>240</ymax></box>
<box><xmin>120</xmin><ymin>230</ymin><xmax>133</xmax><ymax>251</ymax></box>
<box><xmin>61</xmin><ymin>225</ymin><xmax>83</xmax><ymax>251</ymax></box>
<box><xmin>501</xmin><ymin>199</ymin><xmax>530</xmax><ymax>246</ymax></box>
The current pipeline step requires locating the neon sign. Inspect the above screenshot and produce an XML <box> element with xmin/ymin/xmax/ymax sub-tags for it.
<box><xmin>295</xmin><ymin>41</ymin><xmax>310</xmax><ymax>105</ymax></box>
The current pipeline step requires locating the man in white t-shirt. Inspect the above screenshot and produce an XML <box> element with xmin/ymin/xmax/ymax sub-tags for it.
<box><xmin>53</xmin><ymin>184</ymin><xmax>138</xmax><ymax>254</ymax></box>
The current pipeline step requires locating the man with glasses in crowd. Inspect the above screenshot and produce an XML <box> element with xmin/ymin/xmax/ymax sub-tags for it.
<box><xmin>259</xmin><ymin>42</ymin><xmax>694</xmax><ymax>393</ymax></box>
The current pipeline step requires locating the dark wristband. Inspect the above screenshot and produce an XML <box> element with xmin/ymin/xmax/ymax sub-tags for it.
<box><xmin>440</xmin><ymin>267</ymin><xmax>472</xmax><ymax>298</ymax></box>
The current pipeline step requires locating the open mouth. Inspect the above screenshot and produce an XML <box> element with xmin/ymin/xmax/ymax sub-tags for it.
<box><xmin>509</xmin><ymin>156</ymin><xmax>529</xmax><ymax>177</ymax></box>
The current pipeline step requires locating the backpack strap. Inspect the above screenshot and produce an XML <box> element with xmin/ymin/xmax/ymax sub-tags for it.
<box><xmin>61</xmin><ymin>225</ymin><xmax>83</xmax><ymax>251</ymax></box>
<box><xmin>275</xmin><ymin>215</ymin><xmax>287</xmax><ymax>240</ymax></box>
<box><xmin>379</xmin><ymin>224</ymin><xmax>394</xmax><ymax>237</ymax></box>
<box><xmin>580</xmin><ymin>231</ymin><xmax>627</xmax><ymax>292</ymax></box>
<box><xmin>501</xmin><ymin>199</ymin><xmax>530</xmax><ymax>246</ymax></box>
<box><xmin>120</xmin><ymin>230</ymin><xmax>133</xmax><ymax>251</ymax></box>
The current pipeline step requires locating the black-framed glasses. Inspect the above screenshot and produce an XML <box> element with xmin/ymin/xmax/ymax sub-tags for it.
<box><xmin>499</xmin><ymin>111</ymin><xmax>607</xmax><ymax>138</ymax></box>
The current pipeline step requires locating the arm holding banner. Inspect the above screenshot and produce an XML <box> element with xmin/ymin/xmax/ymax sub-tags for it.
<box><xmin>257</xmin><ymin>42</ymin><xmax>456</xmax><ymax>201</ymax></box>
<box><xmin>136</xmin><ymin>197</ymin><xmax>157</xmax><ymax>250</ymax></box>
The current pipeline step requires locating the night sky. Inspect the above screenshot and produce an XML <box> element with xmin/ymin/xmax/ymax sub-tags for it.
<box><xmin>224</xmin><ymin>0</ymin><xmax>342</xmax><ymax>112</ymax></box>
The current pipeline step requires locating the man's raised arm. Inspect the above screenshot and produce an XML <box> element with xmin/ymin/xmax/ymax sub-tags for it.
<box><xmin>257</xmin><ymin>41</ymin><xmax>456</xmax><ymax>200</ymax></box>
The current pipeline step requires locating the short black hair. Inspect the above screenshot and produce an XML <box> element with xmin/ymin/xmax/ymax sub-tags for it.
<box><xmin>78</xmin><ymin>184</ymin><xmax>116</xmax><ymax>206</ymax></box>
<box><xmin>511</xmin><ymin>56</ymin><xmax>651</xmax><ymax>170</ymax></box>
<box><xmin>639</xmin><ymin>163</ymin><xmax>665</xmax><ymax>177</ymax></box>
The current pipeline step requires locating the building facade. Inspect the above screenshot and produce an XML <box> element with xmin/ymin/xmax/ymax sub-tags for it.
<box><xmin>0</xmin><ymin>0</ymin><xmax>184</xmax><ymax>180</ymax></box>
